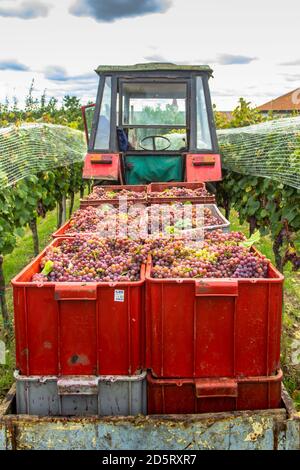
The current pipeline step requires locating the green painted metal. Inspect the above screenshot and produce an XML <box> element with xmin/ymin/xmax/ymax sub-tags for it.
<box><xmin>0</xmin><ymin>386</ymin><xmax>299</xmax><ymax>450</ymax></box>
<box><xmin>125</xmin><ymin>155</ymin><xmax>183</xmax><ymax>184</ymax></box>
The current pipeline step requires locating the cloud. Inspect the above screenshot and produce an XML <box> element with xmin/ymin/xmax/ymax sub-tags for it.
<box><xmin>143</xmin><ymin>54</ymin><xmax>257</xmax><ymax>66</ymax></box>
<box><xmin>279</xmin><ymin>59</ymin><xmax>300</xmax><ymax>66</ymax></box>
<box><xmin>216</xmin><ymin>54</ymin><xmax>258</xmax><ymax>65</ymax></box>
<box><xmin>44</xmin><ymin>66</ymin><xmax>96</xmax><ymax>83</ymax></box>
<box><xmin>143</xmin><ymin>54</ymin><xmax>169</xmax><ymax>62</ymax></box>
<box><xmin>211</xmin><ymin>89</ymin><xmax>237</xmax><ymax>97</ymax></box>
<box><xmin>0</xmin><ymin>1</ymin><xmax>51</xmax><ymax>19</ymax></box>
<box><xmin>69</xmin><ymin>0</ymin><xmax>172</xmax><ymax>23</ymax></box>
<box><xmin>0</xmin><ymin>59</ymin><xmax>29</xmax><ymax>71</ymax></box>
<box><xmin>44</xmin><ymin>66</ymin><xmax>68</xmax><ymax>81</ymax></box>
<box><xmin>282</xmin><ymin>74</ymin><xmax>300</xmax><ymax>82</ymax></box>
<box><xmin>144</xmin><ymin>56</ymin><xmax>204</xmax><ymax>65</ymax></box>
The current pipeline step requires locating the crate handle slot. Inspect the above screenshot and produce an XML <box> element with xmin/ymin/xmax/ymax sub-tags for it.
<box><xmin>54</xmin><ymin>284</ymin><xmax>97</xmax><ymax>301</ymax></box>
<box><xmin>194</xmin><ymin>378</ymin><xmax>238</xmax><ymax>398</ymax></box>
<box><xmin>57</xmin><ymin>377</ymin><xmax>99</xmax><ymax>395</ymax></box>
<box><xmin>194</xmin><ymin>280</ymin><xmax>238</xmax><ymax>297</ymax></box>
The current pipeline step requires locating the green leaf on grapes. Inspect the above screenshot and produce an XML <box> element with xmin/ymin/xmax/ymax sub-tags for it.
<box><xmin>241</xmin><ymin>231</ymin><xmax>261</xmax><ymax>248</ymax></box>
<box><xmin>41</xmin><ymin>260</ymin><xmax>54</xmax><ymax>276</ymax></box>
<box><xmin>175</xmin><ymin>219</ymin><xmax>192</xmax><ymax>229</ymax></box>
<box><xmin>165</xmin><ymin>225</ymin><xmax>176</xmax><ymax>234</ymax></box>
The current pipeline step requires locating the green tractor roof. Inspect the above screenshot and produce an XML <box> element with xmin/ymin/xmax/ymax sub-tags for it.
<box><xmin>95</xmin><ymin>63</ymin><xmax>213</xmax><ymax>75</ymax></box>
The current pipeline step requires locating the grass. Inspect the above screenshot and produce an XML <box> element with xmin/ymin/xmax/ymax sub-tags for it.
<box><xmin>228</xmin><ymin>209</ymin><xmax>300</xmax><ymax>406</ymax></box>
<box><xmin>0</xmin><ymin>197</ymin><xmax>80</xmax><ymax>398</ymax></box>
<box><xmin>0</xmin><ymin>204</ymin><xmax>299</xmax><ymax>409</ymax></box>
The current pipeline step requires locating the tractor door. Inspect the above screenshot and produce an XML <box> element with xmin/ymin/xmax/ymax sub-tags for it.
<box><xmin>119</xmin><ymin>79</ymin><xmax>188</xmax><ymax>184</ymax></box>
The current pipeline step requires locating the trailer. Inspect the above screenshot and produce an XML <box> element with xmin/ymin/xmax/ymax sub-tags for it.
<box><xmin>6</xmin><ymin>62</ymin><xmax>296</xmax><ymax>451</ymax></box>
<box><xmin>0</xmin><ymin>386</ymin><xmax>299</xmax><ymax>450</ymax></box>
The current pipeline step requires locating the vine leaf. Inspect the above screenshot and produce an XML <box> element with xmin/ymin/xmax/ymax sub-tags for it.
<box><xmin>241</xmin><ymin>231</ymin><xmax>261</xmax><ymax>247</ymax></box>
<box><xmin>41</xmin><ymin>260</ymin><xmax>54</xmax><ymax>276</ymax></box>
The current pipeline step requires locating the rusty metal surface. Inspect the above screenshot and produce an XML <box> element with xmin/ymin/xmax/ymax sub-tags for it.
<box><xmin>0</xmin><ymin>385</ymin><xmax>299</xmax><ymax>450</ymax></box>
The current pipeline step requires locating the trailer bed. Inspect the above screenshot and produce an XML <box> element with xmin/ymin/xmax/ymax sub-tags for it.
<box><xmin>0</xmin><ymin>385</ymin><xmax>299</xmax><ymax>450</ymax></box>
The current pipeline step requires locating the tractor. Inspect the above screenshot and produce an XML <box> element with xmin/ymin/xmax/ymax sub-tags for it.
<box><xmin>82</xmin><ymin>63</ymin><xmax>222</xmax><ymax>185</ymax></box>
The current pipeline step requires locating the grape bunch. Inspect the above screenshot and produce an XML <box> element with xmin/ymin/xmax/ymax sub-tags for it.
<box><xmin>146</xmin><ymin>204</ymin><xmax>223</xmax><ymax>234</ymax></box>
<box><xmin>204</xmin><ymin>229</ymin><xmax>246</xmax><ymax>244</ymax></box>
<box><xmin>66</xmin><ymin>206</ymin><xmax>146</xmax><ymax>237</ymax></box>
<box><xmin>32</xmin><ymin>236</ymin><xmax>148</xmax><ymax>283</ymax></box>
<box><xmin>87</xmin><ymin>186</ymin><xmax>146</xmax><ymax>200</ymax></box>
<box><xmin>67</xmin><ymin>206</ymin><xmax>107</xmax><ymax>233</ymax></box>
<box><xmin>32</xmin><ymin>230</ymin><xmax>270</xmax><ymax>283</ymax></box>
<box><xmin>149</xmin><ymin>185</ymin><xmax>212</xmax><ymax>199</ymax></box>
<box><xmin>149</xmin><ymin>230</ymin><xmax>269</xmax><ymax>279</ymax></box>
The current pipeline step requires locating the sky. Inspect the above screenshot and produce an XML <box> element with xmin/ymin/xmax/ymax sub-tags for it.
<box><xmin>0</xmin><ymin>0</ymin><xmax>299</xmax><ymax>110</ymax></box>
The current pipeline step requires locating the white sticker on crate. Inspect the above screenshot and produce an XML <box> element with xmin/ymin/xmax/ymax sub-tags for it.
<box><xmin>114</xmin><ymin>290</ymin><xmax>125</xmax><ymax>302</ymax></box>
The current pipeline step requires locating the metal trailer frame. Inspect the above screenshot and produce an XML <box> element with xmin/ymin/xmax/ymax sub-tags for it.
<box><xmin>0</xmin><ymin>386</ymin><xmax>299</xmax><ymax>450</ymax></box>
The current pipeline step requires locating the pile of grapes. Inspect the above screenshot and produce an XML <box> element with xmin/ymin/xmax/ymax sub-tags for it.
<box><xmin>149</xmin><ymin>185</ymin><xmax>212</xmax><ymax>199</ymax></box>
<box><xmin>64</xmin><ymin>204</ymin><xmax>224</xmax><ymax>237</ymax></box>
<box><xmin>147</xmin><ymin>204</ymin><xmax>223</xmax><ymax>234</ymax></box>
<box><xmin>87</xmin><ymin>186</ymin><xmax>147</xmax><ymax>200</ymax></box>
<box><xmin>32</xmin><ymin>230</ymin><xmax>270</xmax><ymax>283</ymax></box>
<box><xmin>150</xmin><ymin>230</ymin><xmax>269</xmax><ymax>279</ymax></box>
<box><xmin>32</xmin><ymin>237</ymin><xmax>149</xmax><ymax>283</ymax></box>
<box><xmin>66</xmin><ymin>206</ymin><xmax>146</xmax><ymax>236</ymax></box>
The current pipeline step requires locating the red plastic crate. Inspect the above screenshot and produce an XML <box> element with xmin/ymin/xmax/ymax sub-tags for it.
<box><xmin>52</xmin><ymin>220</ymin><xmax>74</xmax><ymax>238</ymax></box>
<box><xmin>147</xmin><ymin>370</ymin><xmax>282</xmax><ymax>414</ymax></box>
<box><xmin>147</xmin><ymin>182</ymin><xmax>216</xmax><ymax>204</ymax></box>
<box><xmin>52</xmin><ymin>220</ymin><xmax>109</xmax><ymax>239</ymax></box>
<box><xmin>146</xmin><ymin>250</ymin><xmax>283</xmax><ymax>379</ymax></box>
<box><xmin>80</xmin><ymin>185</ymin><xmax>148</xmax><ymax>209</ymax></box>
<box><xmin>12</xmin><ymin>238</ymin><xmax>145</xmax><ymax>376</ymax></box>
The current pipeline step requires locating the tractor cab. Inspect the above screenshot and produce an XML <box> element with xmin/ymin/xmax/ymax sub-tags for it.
<box><xmin>82</xmin><ymin>63</ymin><xmax>221</xmax><ymax>184</ymax></box>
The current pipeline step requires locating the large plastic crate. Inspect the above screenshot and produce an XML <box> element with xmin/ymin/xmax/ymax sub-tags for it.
<box><xmin>147</xmin><ymin>370</ymin><xmax>282</xmax><ymax>414</ymax></box>
<box><xmin>52</xmin><ymin>220</ymin><xmax>74</xmax><ymax>238</ymax></box>
<box><xmin>12</xmin><ymin>238</ymin><xmax>145</xmax><ymax>377</ymax></box>
<box><xmin>164</xmin><ymin>204</ymin><xmax>230</xmax><ymax>237</ymax></box>
<box><xmin>15</xmin><ymin>371</ymin><xmax>147</xmax><ymax>416</ymax></box>
<box><xmin>202</xmin><ymin>204</ymin><xmax>230</xmax><ymax>232</ymax></box>
<box><xmin>148</xmin><ymin>182</ymin><xmax>216</xmax><ymax>204</ymax></box>
<box><xmin>80</xmin><ymin>185</ymin><xmax>148</xmax><ymax>209</ymax></box>
<box><xmin>146</xmin><ymin>250</ymin><xmax>283</xmax><ymax>379</ymax></box>
<box><xmin>52</xmin><ymin>204</ymin><xmax>229</xmax><ymax>239</ymax></box>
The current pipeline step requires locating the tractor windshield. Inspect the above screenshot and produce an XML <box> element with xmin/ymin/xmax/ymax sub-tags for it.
<box><xmin>120</xmin><ymin>81</ymin><xmax>187</xmax><ymax>151</ymax></box>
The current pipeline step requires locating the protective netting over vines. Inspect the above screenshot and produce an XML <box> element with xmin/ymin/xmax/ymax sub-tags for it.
<box><xmin>1</xmin><ymin>118</ymin><xmax>300</xmax><ymax>190</ymax></box>
<box><xmin>217</xmin><ymin>116</ymin><xmax>300</xmax><ymax>189</ymax></box>
<box><xmin>0</xmin><ymin>123</ymin><xmax>86</xmax><ymax>189</ymax></box>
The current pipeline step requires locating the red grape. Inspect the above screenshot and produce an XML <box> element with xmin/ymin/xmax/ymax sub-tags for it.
<box><xmin>87</xmin><ymin>187</ymin><xmax>146</xmax><ymax>200</ymax></box>
<box><xmin>32</xmin><ymin>230</ymin><xmax>269</xmax><ymax>283</ymax></box>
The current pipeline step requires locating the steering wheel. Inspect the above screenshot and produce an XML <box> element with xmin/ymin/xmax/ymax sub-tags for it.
<box><xmin>139</xmin><ymin>135</ymin><xmax>171</xmax><ymax>151</ymax></box>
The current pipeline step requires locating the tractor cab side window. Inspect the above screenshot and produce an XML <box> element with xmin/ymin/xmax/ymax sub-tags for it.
<box><xmin>196</xmin><ymin>77</ymin><xmax>212</xmax><ymax>150</ymax></box>
<box><xmin>95</xmin><ymin>77</ymin><xmax>112</xmax><ymax>150</ymax></box>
